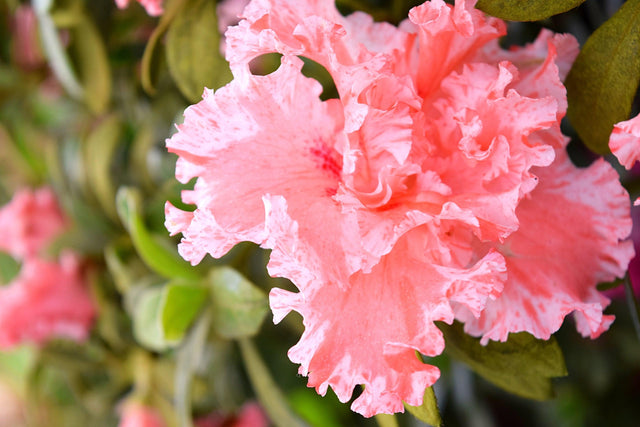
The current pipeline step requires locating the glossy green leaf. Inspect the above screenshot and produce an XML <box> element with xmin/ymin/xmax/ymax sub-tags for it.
<box><xmin>208</xmin><ymin>266</ymin><xmax>268</xmax><ymax>339</ymax></box>
<box><xmin>404</xmin><ymin>387</ymin><xmax>441</xmax><ymax>426</ymax></box>
<box><xmin>476</xmin><ymin>0</ymin><xmax>585</xmax><ymax>21</ymax></box>
<box><xmin>161</xmin><ymin>281</ymin><xmax>208</xmax><ymax>342</ymax></box>
<box><xmin>439</xmin><ymin>322</ymin><xmax>567</xmax><ymax>400</ymax></box>
<box><xmin>166</xmin><ymin>0</ymin><xmax>232</xmax><ymax>102</ymax></box>
<box><xmin>141</xmin><ymin>0</ymin><xmax>188</xmax><ymax>95</ymax></box>
<box><xmin>0</xmin><ymin>251</ymin><xmax>20</xmax><ymax>285</ymax></box>
<box><xmin>83</xmin><ymin>115</ymin><xmax>121</xmax><ymax>221</ymax></box>
<box><xmin>566</xmin><ymin>0</ymin><xmax>640</xmax><ymax>154</ymax></box>
<box><xmin>116</xmin><ymin>187</ymin><xmax>200</xmax><ymax>280</ymax></box>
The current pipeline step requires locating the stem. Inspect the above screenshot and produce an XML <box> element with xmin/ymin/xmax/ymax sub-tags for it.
<box><xmin>238</xmin><ymin>338</ymin><xmax>307</xmax><ymax>427</ymax></box>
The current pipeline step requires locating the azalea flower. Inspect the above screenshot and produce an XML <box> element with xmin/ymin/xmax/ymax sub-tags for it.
<box><xmin>0</xmin><ymin>187</ymin><xmax>67</xmax><ymax>259</ymax></box>
<box><xmin>0</xmin><ymin>253</ymin><xmax>95</xmax><ymax>348</ymax></box>
<box><xmin>115</xmin><ymin>0</ymin><xmax>163</xmax><ymax>17</ymax></box>
<box><xmin>166</xmin><ymin>0</ymin><xmax>633</xmax><ymax>416</ymax></box>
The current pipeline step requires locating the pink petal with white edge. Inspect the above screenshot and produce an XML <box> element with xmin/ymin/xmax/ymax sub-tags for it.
<box><xmin>609</xmin><ymin>113</ymin><xmax>640</xmax><ymax>170</ymax></box>
<box><xmin>270</xmin><ymin>227</ymin><xmax>506</xmax><ymax>417</ymax></box>
<box><xmin>458</xmin><ymin>150</ymin><xmax>634</xmax><ymax>343</ymax></box>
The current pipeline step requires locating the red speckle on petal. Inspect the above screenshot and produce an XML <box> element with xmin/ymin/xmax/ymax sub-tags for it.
<box><xmin>310</xmin><ymin>141</ymin><xmax>342</xmax><ymax>179</ymax></box>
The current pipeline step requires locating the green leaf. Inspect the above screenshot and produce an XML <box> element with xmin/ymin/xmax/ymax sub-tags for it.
<box><xmin>374</xmin><ymin>414</ymin><xmax>399</xmax><ymax>427</ymax></box>
<box><xmin>0</xmin><ymin>251</ymin><xmax>20</xmax><ymax>285</ymax></box>
<box><xmin>83</xmin><ymin>115</ymin><xmax>122</xmax><ymax>221</ymax></box>
<box><xmin>116</xmin><ymin>186</ymin><xmax>200</xmax><ymax>280</ymax></box>
<box><xmin>132</xmin><ymin>285</ymin><xmax>168</xmax><ymax>351</ymax></box>
<box><xmin>65</xmin><ymin>5</ymin><xmax>111</xmax><ymax>114</ymax></box>
<box><xmin>161</xmin><ymin>281</ymin><xmax>208</xmax><ymax>342</ymax></box>
<box><xmin>207</xmin><ymin>266</ymin><xmax>268</xmax><ymax>339</ymax></box>
<box><xmin>404</xmin><ymin>387</ymin><xmax>441</xmax><ymax>427</ymax></box>
<box><xmin>439</xmin><ymin>322</ymin><xmax>567</xmax><ymax>400</ymax></box>
<box><xmin>141</xmin><ymin>0</ymin><xmax>188</xmax><ymax>95</ymax></box>
<box><xmin>566</xmin><ymin>0</ymin><xmax>640</xmax><ymax>154</ymax></box>
<box><xmin>476</xmin><ymin>0</ymin><xmax>585</xmax><ymax>21</ymax></box>
<box><xmin>166</xmin><ymin>0</ymin><xmax>232</xmax><ymax>102</ymax></box>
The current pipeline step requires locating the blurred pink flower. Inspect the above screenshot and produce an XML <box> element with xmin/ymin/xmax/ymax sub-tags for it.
<box><xmin>166</xmin><ymin>0</ymin><xmax>633</xmax><ymax>416</ymax></box>
<box><xmin>11</xmin><ymin>5</ymin><xmax>45</xmax><ymax>71</ymax></box>
<box><xmin>217</xmin><ymin>0</ymin><xmax>250</xmax><ymax>55</ymax></box>
<box><xmin>115</xmin><ymin>0</ymin><xmax>163</xmax><ymax>17</ymax></box>
<box><xmin>194</xmin><ymin>402</ymin><xmax>268</xmax><ymax>427</ymax></box>
<box><xmin>119</xmin><ymin>402</ymin><xmax>165</xmax><ymax>427</ymax></box>
<box><xmin>0</xmin><ymin>253</ymin><xmax>95</xmax><ymax>348</ymax></box>
<box><xmin>0</xmin><ymin>188</ymin><xmax>67</xmax><ymax>260</ymax></box>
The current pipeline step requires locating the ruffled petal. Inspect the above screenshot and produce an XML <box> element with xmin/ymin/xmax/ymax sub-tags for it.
<box><xmin>458</xmin><ymin>150</ymin><xmax>634</xmax><ymax>343</ymax></box>
<box><xmin>270</xmin><ymin>227</ymin><xmax>506</xmax><ymax>417</ymax></box>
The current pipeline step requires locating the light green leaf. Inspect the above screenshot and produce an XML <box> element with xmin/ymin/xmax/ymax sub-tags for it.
<box><xmin>0</xmin><ymin>252</ymin><xmax>20</xmax><ymax>285</ymax></box>
<box><xmin>208</xmin><ymin>266</ymin><xmax>268</xmax><ymax>339</ymax></box>
<box><xmin>476</xmin><ymin>0</ymin><xmax>585</xmax><ymax>21</ymax></box>
<box><xmin>141</xmin><ymin>0</ymin><xmax>188</xmax><ymax>95</ymax></box>
<box><xmin>132</xmin><ymin>285</ymin><xmax>168</xmax><ymax>351</ymax></box>
<box><xmin>439</xmin><ymin>322</ymin><xmax>567</xmax><ymax>400</ymax></box>
<box><xmin>116</xmin><ymin>187</ymin><xmax>200</xmax><ymax>280</ymax></box>
<box><xmin>404</xmin><ymin>387</ymin><xmax>441</xmax><ymax>427</ymax></box>
<box><xmin>166</xmin><ymin>0</ymin><xmax>232</xmax><ymax>102</ymax></box>
<box><xmin>161</xmin><ymin>281</ymin><xmax>208</xmax><ymax>342</ymax></box>
<box><xmin>375</xmin><ymin>414</ymin><xmax>399</xmax><ymax>427</ymax></box>
<box><xmin>83</xmin><ymin>115</ymin><xmax>121</xmax><ymax>221</ymax></box>
<box><xmin>566</xmin><ymin>0</ymin><xmax>640</xmax><ymax>154</ymax></box>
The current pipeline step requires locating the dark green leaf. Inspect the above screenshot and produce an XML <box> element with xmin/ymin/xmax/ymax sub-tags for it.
<box><xmin>141</xmin><ymin>0</ymin><xmax>189</xmax><ymax>95</ymax></box>
<box><xmin>208</xmin><ymin>266</ymin><xmax>268</xmax><ymax>339</ymax></box>
<box><xmin>66</xmin><ymin>7</ymin><xmax>111</xmax><ymax>114</ymax></box>
<box><xmin>566</xmin><ymin>0</ymin><xmax>640</xmax><ymax>154</ymax></box>
<box><xmin>166</xmin><ymin>0</ymin><xmax>232</xmax><ymax>102</ymax></box>
<box><xmin>83</xmin><ymin>115</ymin><xmax>122</xmax><ymax>220</ymax></box>
<box><xmin>476</xmin><ymin>0</ymin><xmax>585</xmax><ymax>21</ymax></box>
<box><xmin>439</xmin><ymin>322</ymin><xmax>567</xmax><ymax>400</ymax></box>
<box><xmin>239</xmin><ymin>338</ymin><xmax>308</xmax><ymax>427</ymax></box>
<box><xmin>116</xmin><ymin>187</ymin><xmax>201</xmax><ymax>280</ymax></box>
<box><xmin>404</xmin><ymin>387</ymin><xmax>441</xmax><ymax>426</ymax></box>
<box><xmin>161</xmin><ymin>280</ymin><xmax>208</xmax><ymax>342</ymax></box>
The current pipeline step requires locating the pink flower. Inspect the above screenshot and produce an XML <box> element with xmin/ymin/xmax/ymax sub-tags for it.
<box><xmin>0</xmin><ymin>253</ymin><xmax>95</xmax><ymax>348</ymax></box>
<box><xmin>115</xmin><ymin>0</ymin><xmax>163</xmax><ymax>17</ymax></box>
<box><xmin>166</xmin><ymin>0</ymin><xmax>632</xmax><ymax>416</ymax></box>
<box><xmin>119</xmin><ymin>402</ymin><xmax>165</xmax><ymax>427</ymax></box>
<box><xmin>195</xmin><ymin>402</ymin><xmax>268</xmax><ymax>427</ymax></box>
<box><xmin>217</xmin><ymin>0</ymin><xmax>251</xmax><ymax>55</ymax></box>
<box><xmin>11</xmin><ymin>5</ymin><xmax>45</xmax><ymax>71</ymax></box>
<box><xmin>0</xmin><ymin>188</ymin><xmax>67</xmax><ymax>260</ymax></box>
<box><xmin>609</xmin><ymin>113</ymin><xmax>640</xmax><ymax>170</ymax></box>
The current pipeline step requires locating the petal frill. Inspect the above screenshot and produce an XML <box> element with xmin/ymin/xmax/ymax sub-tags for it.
<box><xmin>609</xmin><ymin>113</ymin><xmax>640</xmax><ymax>170</ymax></box>
<box><xmin>166</xmin><ymin>57</ymin><xmax>365</xmax><ymax>284</ymax></box>
<box><xmin>269</xmin><ymin>227</ymin><xmax>506</xmax><ymax>417</ymax></box>
<box><xmin>419</xmin><ymin>61</ymin><xmax>558</xmax><ymax>240</ymax></box>
<box><xmin>409</xmin><ymin>0</ymin><xmax>505</xmax><ymax>98</ymax></box>
<box><xmin>457</xmin><ymin>151</ymin><xmax>634</xmax><ymax>343</ymax></box>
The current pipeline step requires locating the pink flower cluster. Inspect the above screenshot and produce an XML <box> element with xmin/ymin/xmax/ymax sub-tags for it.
<box><xmin>0</xmin><ymin>188</ymin><xmax>94</xmax><ymax>348</ymax></box>
<box><xmin>166</xmin><ymin>0</ymin><xmax>634</xmax><ymax>417</ymax></box>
